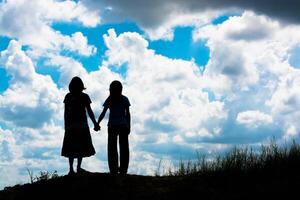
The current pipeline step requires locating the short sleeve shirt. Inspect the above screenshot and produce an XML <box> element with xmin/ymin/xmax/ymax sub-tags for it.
<box><xmin>64</xmin><ymin>92</ymin><xmax>91</xmax><ymax>128</ymax></box>
<box><xmin>103</xmin><ymin>95</ymin><xmax>130</xmax><ymax>126</ymax></box>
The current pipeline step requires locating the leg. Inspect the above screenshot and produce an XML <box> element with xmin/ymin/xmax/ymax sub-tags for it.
<box><xmin>119</xmin><ymin>130</ymin><xmax>129</xmax><ymax>175</ymax></box>
<box><xmin>77</xmin><ymin>157</ymin><xmax>82</xmax><ymax>171</ymax></box>
<box><xmin>108</xmin><ymin>127</ymin><xmax>118</xmax><ymax>174</ymax></box>
<box><xmin>68</xmin><ymin>157</ymin><xmax>75</xmax><ymax>174</ymax></box>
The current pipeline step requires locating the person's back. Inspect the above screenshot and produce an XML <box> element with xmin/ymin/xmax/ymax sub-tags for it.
<box><xmin>104</xmin><ymin>95</ymin><xmax>130</xmax><ymax>127</ymax></box>
<box><xmin>64</xmin><ymin>92</ymin><xmax>90</xmax><ymax>129</ymax></box>
<box><xmin>97</xmin><ymin>80</ymin><xmax>131</xmax><ymax>175</ymax></box>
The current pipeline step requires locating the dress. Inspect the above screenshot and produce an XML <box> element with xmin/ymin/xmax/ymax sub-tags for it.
<box><xmin>61</xmin><ymin>92</ymin><xmax>96</xmax><ymax>158</ymax></box>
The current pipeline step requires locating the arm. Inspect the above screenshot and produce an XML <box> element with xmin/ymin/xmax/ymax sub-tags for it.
<box><xmin>97</xmin><ymin>106</ymin><xmax>108</xmax><ymax>124</ymax></box>
<box><xmin>125</xmin><ymin>106</ymin><xmax>131</xmax><ymax>134</ymax></box>
<box><xmin>64</xmin><ymin>104</ymin><xmax>67</xmax><ymax>128</ymax></box>
<box><xmin>86</xmin><ymin>104</ymin><xmax>97</xmax><ymax>125</ymax></box>
<box><xmin>64</xmin><ymin>104</ymin><xmax>71</xmax><ymax>129</ymax></box>
<box><xmin>86</xmin><ymin>104</ymin><xmax>100</xmax><ymax>131</ymax></box>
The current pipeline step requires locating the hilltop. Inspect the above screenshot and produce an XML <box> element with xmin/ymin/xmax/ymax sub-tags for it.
<box><xmin>1</xmin><ymin>141</ymin><xmax>300</xmax><ymax>200</ymax></box>
<box><xmin>0</xmin><ymin>169</ymin><xmax>298</xmax><ymax>200</ymax></box>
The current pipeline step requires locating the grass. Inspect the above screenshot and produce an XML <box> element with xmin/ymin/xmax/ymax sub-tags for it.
<box><xmin>166</xmin><ymin>139</ymin><xmax>300</xmax><ymax>176</ymax></box>
<box><xmin>26</xmin><ymin>169</ymin><xmax>59</xmax><ymax>184</ymax></box>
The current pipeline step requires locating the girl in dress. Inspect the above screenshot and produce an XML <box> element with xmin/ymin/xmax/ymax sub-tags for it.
<box><xmin>61</xmin><ymin>76</ymin><xmax>99</xmax><ymax>175</ymax></box>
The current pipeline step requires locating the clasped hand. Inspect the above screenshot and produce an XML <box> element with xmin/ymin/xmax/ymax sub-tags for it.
<box><xmin>94</xmin><ymin>123</ymin><xmax>101</xmax><ymax>132</ymax></box>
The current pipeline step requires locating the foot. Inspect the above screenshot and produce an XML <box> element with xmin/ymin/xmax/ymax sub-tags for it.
<box><xmin>77</xmin><ymin>167</ymin><xmax>89</xmax><ymax>174</ymax></box>
<box><xmin>119</xmin><ymin>171</ymin><xmax>127</xmax><ymax>176</ymax></box>
<box><xmin>68</xmin><ymin>170</ymin><xmax>75</xmax><ymax>176</ymax></box>
<box><xmin>118</xmin><ymin>167</ymin><xmax>127</xmax><ymax>175</ymax></box>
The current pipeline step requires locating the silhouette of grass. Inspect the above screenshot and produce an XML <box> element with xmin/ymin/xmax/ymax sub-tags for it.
<box><xmin>169</xmin><ymin>139</ymin><xmax>300</xmax><ymax>176</ymax></box>
<box><xmin>26</xmin><ymin>169</ymin><xmax>59</xmax><ymax>183</ymax></box>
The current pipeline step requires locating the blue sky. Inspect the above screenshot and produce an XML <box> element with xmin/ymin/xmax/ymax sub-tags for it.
<box><xmin>0</xmin><ymin>36</ymin><xmax>11</xmax><ymax>92</ymax></box>
<box><xmin>1</xmin><ymin>0</ymin><xmax>300</xmax><ymax>190</ymax></box>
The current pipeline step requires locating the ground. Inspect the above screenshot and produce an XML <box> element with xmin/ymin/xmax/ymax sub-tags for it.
<box><xmin>0</xmin><ymin>169</ymin><xmax>297</xmax><ymax>200</ymax></box>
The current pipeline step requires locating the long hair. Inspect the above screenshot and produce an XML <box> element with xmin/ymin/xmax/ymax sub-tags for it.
<box><xmin>109</xmin><ymin>80</ymin><xmax>122</xmax><ymax>106</ymax></box>
<box><xmin>69</xmin><ymin>76</ymin><xmax>85</xmax><ymax>94</ymax></box>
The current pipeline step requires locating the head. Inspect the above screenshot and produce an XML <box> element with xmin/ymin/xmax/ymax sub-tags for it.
<box><xmin>69</xmin><ymin>76</ymin><xmax>85</xmax><ymax>93</ymax></box>
<box><xmin>109</xmin><ymin>80</ymin><xmax>122</xmax><ymax>97</ymax></box>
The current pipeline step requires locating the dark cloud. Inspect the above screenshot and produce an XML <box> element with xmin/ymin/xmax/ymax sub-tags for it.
<box><xmin>82</xmin><ymin>0</ymin><xmax>300</xmax><ymax>28</ymax></box>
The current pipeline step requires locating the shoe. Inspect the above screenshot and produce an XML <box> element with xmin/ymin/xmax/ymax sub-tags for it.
<box><xmin>77</xmin><ymin>168</ymin><xmax>89</xmax><ymax>174</ymax></box>
<box><xmin>118</xmin><ymin>168</ymin><xmax>127</xmax><ymax>176</ymax></box>
<box><xmin>68</xmin><ymin>170</ymin><xmax>75</xmax><ymax>176</ymax></box>
<box><xmin>119</xmin><ymin>171</ymin><xmax>127</xmax><ymax>176</ymax></box>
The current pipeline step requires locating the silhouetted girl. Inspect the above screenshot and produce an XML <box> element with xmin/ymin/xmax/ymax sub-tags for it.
<box><xmin>97</xmin><ymin>80</ymin><xmax>131</xmax><ymax>175</ymax></box>
<box><xmin>61</xmin><ymin>76</ymin><xmax>99</xmax><ymax>175</ymax></box>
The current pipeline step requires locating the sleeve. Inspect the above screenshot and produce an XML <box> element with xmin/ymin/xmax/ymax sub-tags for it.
<box><xmin>63</xmin><ymin>94</ymin><xmax>69</xmax><ymax>104</ymax></box>
<box><xmin>85</xmin><ymin>94</ymin><xmax>92</xmax><ymax>105</ymax></box>
<box><xmin>125</xmin><ymin>96</ymin><xmax>131</xmax><ymax>107</ymax></box>
<box><xmin>103</xmin><ymin>97</ymin><xmax>110</xmax><ymax>107</ymax></box>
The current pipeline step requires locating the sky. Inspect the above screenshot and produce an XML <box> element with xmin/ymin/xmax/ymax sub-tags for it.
<box><xmin>1</xmin><ymin>0</ymin><xmax>300</xmax><ymax>189</ymax></box>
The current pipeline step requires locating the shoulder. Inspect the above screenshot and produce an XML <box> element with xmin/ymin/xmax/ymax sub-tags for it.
<box><xmin>122</xmin><ymin>95</ymin><xmax>130</xmax><ymax>106</ymax></box>
<box><xmin>103</xmin><ymin>96</ymin><xmax>110</xmax><ymax>107</ymax></box>
<box><xmin>82</xmin><ymin>92</ymin><xmax>92</xmax><ymax>103</ymax></box>
<box><xmin>122</xmin><ymin>95</ymin><xmax>129</xmax><ymax>101</ymax></box>
<box><xmin>63</xmin><ymin>93</ymin><xmax>71</xmax><ymax>103</ymax></box>
<box><xmin>81</xmin><ymin>92</ymin><xmax>90</xmax><ymax>98</ymax></box>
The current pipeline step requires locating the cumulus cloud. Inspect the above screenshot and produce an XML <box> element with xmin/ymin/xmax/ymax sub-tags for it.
<box><xmin>194</xmin><ymin>11</ymin><xmax>299</xmax><ymax>96</ymax></box>
<box><xmin>0</xmin><ymin>0</ymin><xmax>97</xmax><ymax>54</ymax></box>
<box><xmin>102</xmin><ymin>29</ymin><xmax>227</xmax><ymax>153</ymax></box>
<box><xmin>0</xmin><ymin>40</ymin><xmax>62</xmax><ymax>128</ymax></box>
<box><xmin>266</xmin><ymin>71</ymin><xmax>300</xmax><ymax>137</ymax></box>
<box><xmin>195</xmin><ymin>12</ymin><xmax>277</xmax><ymax>96</ymax></box>
<box><xmin>236</xmin><ymin>110</ymin><xmax>273</xmax><ymax>128</ymax></box>
<box><xmin>193</xmin><ymin>11</ymin><xmax>300</xmax><ymax>140</ymax></box>
<box><xmin>42</xmin><ymin>0</ymin><xmax>101</xmax><ymax>27</ymax></box>
<box><xmin>59</xmin><ymin>32</ymin><xmax>97</xmax><ymax>56</ymax></box>
<box><xmin>0</xmin><ymin>40</ymin><xmax>99</xmax><ymax>189</ymax></box>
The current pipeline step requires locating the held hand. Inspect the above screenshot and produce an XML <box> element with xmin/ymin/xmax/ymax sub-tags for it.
<box><xmin>94</xmin><ymin>123</ymin><xmax>101</xmax><ymax>132</ymax></box>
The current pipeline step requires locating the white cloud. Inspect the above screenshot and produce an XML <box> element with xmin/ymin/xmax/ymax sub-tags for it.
<box><xmin>0</xmin><ymin>40</ymin><xmax>63</xmax><ymax>128</ymax></box>
<box><xmin>141</xmin><ymin>11</ymin><xmax>221</xmax><ymax>40</ymax></box>
<box><xmin>0</xmin><ymin>127</ymin><xmax>26</xmax><ymax>189</ymax></box>
<box><xmin>266</xmin><ymin>71</ymin><xmax>300</xmax><ymax>137</ymax></box>
<box><xmin>192</xmin><ymin>11</ymin><xmax>300</xmax><ymax>139</ymax></box>
<box><xmin>46</xmin><ymin>54</ymin><xmax>89</xmax><ymax>86</ymax></box>
<box><xmin>0</xmin><ymin>0</ymin><xmax>97</xmax><ymax>55</ymax></box>
<box><xmin>60</xmin><ymin>32</ymin><xmax>97</xmax><ymax>56</ymax></box>
<box><xmin>194</xmin><ymin>12</ymin><xmax>279</xmax><ymax>42</ymax></box>
<box><xmin>102</xmin><ymin>28</ymin><xmax>227</xmax><ymax>144</ymax></box>
<box><xmin>195</xmin><ymin>12</ymin><xmax>281</xmax><ymax>96</ymax></box>
<box><xmin>266</xmin><ymin>72</ymin><xmax>300</xmax><ymax>116</ymax></box>
<box><xmin>236</xmin><ymin>110</ymin><xmax>273</xmax><ymax>128</ymax></box>
<box><xmin>42</xmin><ymin>0</ymin><xmax>101</xmax><ymax>27</ymax></box>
